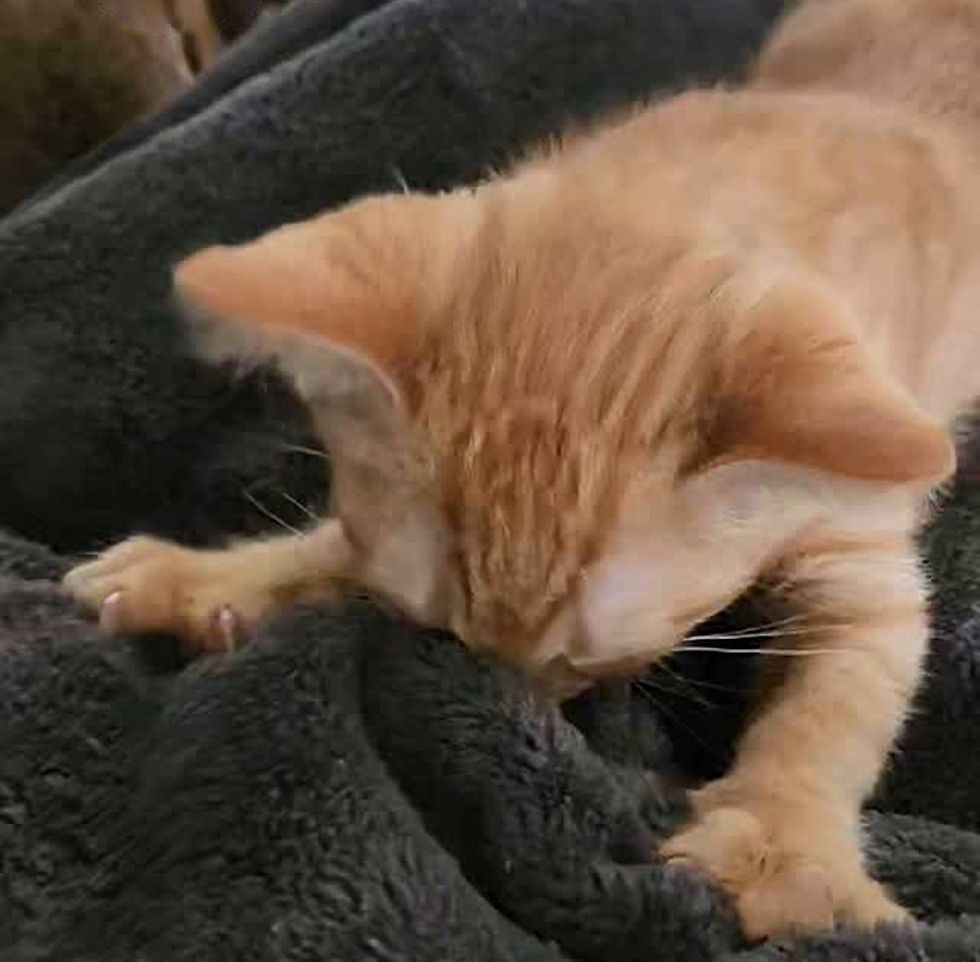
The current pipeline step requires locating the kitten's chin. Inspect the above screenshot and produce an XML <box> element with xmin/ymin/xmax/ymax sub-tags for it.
<box><xmin>532</xmin><ymin>652</ymin><xmax>653</xmax><ymax>702</ymax></box>
<box><xmin>531</xmin><ymin>658</ymin><xmax>595</xmax><ymax>702</ymax></box>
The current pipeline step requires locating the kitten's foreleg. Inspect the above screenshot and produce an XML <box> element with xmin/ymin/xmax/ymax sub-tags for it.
<box><xmin>662</xmin><ymin>532</ymin><xmax>926</xmax><ymax>939</ymax></box>
<box><xmin>63</xmin><ymin>521</ymin><xmax>351</xmax><ymax>651</ymax></box>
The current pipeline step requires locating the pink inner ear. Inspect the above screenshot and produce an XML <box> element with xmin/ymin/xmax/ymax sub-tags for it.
<box><xmin>174</xmin><ymin>239</ymin><xmax>372</xmax><ymax>345</ymax></box>
<box><xmin>175</xmin><ymin>245</ymin><xmax>257</xmax><ymax>321</ymax></box>
<box><xmin>173</xmin><ymin>224</ymin><xmax>421</xmax><ymax>407</ymax></box>
<box><xmin>176</xmin><ymin>189</ymin><xmax>479</xmax><ymax>411</ymax></box>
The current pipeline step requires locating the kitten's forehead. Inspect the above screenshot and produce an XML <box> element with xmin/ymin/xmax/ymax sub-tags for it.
<box><xmin>408</xmin><ymin>240</ymin><xmax>719</xmax><ymax>649</ymax></box>
<box><xmin>425</xmin><ymin>397</ymin><xmax>650</xmax><ymax>650</ymax></box>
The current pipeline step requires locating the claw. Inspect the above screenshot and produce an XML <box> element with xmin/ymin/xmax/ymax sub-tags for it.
<box><xmin>214</xmin><ymin>605</ymin><xmax>244</xmax><ymax>651</ymax></box>
<box><xmin>99</xmin><ymin>590</ymin><xmax>124</xmax><ymax>634</ymax></box>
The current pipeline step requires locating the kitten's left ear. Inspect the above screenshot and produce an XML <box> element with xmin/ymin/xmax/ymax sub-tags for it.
<box><xmin>174</xmin><ymin>191</ymin><xmax>477</xmax><ymax>413</ymax></box>
<box><xmin>715</xmin><ymin>284</ymin><xmax>955</xmax><ymax>485</ymax></box>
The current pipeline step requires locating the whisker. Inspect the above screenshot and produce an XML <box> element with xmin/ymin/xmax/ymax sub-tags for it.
<box><xmin>656</xmin><ymin>659</ymin><xmax>747</xmax><ymax>696</ymax></box>
<box><xmin>274</xmin><ymin>489</ymin><xmax>320</xmax><ymax>522</ymax></box>
<box><xmin>689</xmin><ymin>613</ymin><xmax>806</xmax><ymax>638</ymax></box>
<box><xmin>242</xmin><ymin>488</ymin><xmax>303</xmax><ymax>536</ymax></box>
<box><xmin>632</xmin><ymin>680</ymin><xmax>717</xmax><ymax>753</ymax></box>
<box><xmin>390</xmin><ymin>165</ymin><xmax>411</xmax><ymax>194</ymax></box>
<box><xmin>278</xmin><ymin>443</ymin><xmax>330</xmax><ymax>461</ymax></box>
<box><xmin>680</xmin><ymin>645</ymin><xmax>863</xmax><ymax>658</ymax></box>
<box><xmin>671</xmin><ymin>674</ymin><xmax>746</xmax><ymax>695</ymax></box>
<box><xmin>684</xmin><ymin>628</ymin><xmax>804</xmax><ymax>643</ymax></box>
<box><xmin>648</xmin><ymin>661</ymin><xmax>714</xmax><ymax>709</ymax></box>
<box><xmin>684</xmin><ymin>623</ymin><xmax>852</xmax><ymax>644</ymax></box>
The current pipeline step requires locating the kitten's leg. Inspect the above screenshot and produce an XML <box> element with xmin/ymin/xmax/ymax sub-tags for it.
<box><xmin>63</xmin><ymin>521</ymin><xmax>351</xmax><ymax>652</ymax></box>
<box><xmin>662</xmin><ymin>533</ymin><xmax>925</xmax><ymax>939</ymax></box>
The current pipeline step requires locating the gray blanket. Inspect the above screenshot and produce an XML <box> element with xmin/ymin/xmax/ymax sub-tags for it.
<box><xmin>1</xmin><ymin>1</ymin><xmax>978</xmax><ymax>959</ymax></box>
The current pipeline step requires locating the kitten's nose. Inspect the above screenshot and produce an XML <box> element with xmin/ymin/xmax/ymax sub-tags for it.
<box><xmin>532</xmin><ymin>655</ymin><xmax>595</xmax><ymax>702</ymax></box>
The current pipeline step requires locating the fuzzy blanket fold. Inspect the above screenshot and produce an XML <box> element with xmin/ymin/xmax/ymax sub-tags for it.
<box><xmin>1</xmin><ymin>1</ymin><xmax>978</xmax><ymax>959</ymax></box>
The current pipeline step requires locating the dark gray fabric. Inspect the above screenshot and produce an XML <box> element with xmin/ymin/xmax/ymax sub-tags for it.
<box><xmin>2</xmin><ymin>481</ymin><xmax>980</xmax><ymax>961</ymax></box>
<box><xmin>17</xmin><ymin>0</ymin><xmax>397</xmax><ymax>213</ymax></box>
<box><xmin>1</xmin><ymin>0</ymin><xmax>978</xmax><ymax>959</ymax></box>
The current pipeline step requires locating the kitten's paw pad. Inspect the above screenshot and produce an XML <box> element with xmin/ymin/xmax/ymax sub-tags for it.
<box><xmin>63</xmin><ymin>537</ymin><xmax>257</xmax><ymax>652</ymax></box>
<box><xmin>660</xmin><ymin>806</ymin><xmax>904</xmax><ymax>941</ymax></box>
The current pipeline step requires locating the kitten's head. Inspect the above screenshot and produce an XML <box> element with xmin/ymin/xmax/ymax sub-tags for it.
<box><xmin>174</xmin><ymin>183</ymin><xmax>954</xmax><ymax>693</ymax></box>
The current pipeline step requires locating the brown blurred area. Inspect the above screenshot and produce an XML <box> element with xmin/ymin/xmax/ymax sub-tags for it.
<box><xmin>0</xmin><ymin>0</ymin><xmax>281</xmax><ymax>215</ymax></box>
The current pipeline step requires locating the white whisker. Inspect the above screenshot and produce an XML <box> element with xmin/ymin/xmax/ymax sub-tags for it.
<box><xmin>390</xmin><ymin>165</ymin><xmax>411</xmax><ymax>194</ymax></box>
<box><xmin>242</xmin><ymin>488</ymin><xmax>303</xmax><ymax>536</ymax></box>
<box><xmin>279</xmin><ymin>443</ymin><xmax>330</xmax><ymax>461</ymax></box>
<box><xmin>275</xmin><ymin>489</ymin><xmax>320</xmax><ymax>522</ymax></box>
<box><xmin>649</xmin><ymin>661</ymin><xmax>714</xmax><ymax>709</ymax></box>
<box><xmin>684</xmin><ymin>623</ymin><xmax>852</xmax><ymax>644</ymax></box>
<box><xmin>680</xmin><ymin>645</ymin><xmax>862</xmax><ymax>658</ymax></box>
<box><xmin>691</xmin><ymin>613</ymin><xmax>806</xmax><ymax>637</ymax></box>
<box><xmin>632</xmin><ymin>680</ymin><xmax>716</xmax><ymax>751</ymax></box>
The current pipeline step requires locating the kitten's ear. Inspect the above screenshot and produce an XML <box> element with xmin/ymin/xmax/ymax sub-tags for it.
<box><xmin>174</xmin><ymin>192</ymin><xmax>476</xmax><ymax>413</ymax></box>
<box><xmin>715</xmin><ymin>285</ymin><xmax>955</xmax><ymax>485</ymax></box>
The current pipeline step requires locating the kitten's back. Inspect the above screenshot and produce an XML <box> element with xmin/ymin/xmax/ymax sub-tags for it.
<box><xmin>755</xmin><ymin>0</ymin><xmax>980</xmax><ymax>135</ymax></box>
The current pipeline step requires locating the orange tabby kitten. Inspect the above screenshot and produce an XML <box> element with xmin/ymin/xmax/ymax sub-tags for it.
<box><xmin>65</xmin><ymin>0</ymin><xmax>980</xmax><ymax>940</ymax></box>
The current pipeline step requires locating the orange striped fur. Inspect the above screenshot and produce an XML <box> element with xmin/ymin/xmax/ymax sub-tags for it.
<box><xmin>67</xmin><ymin>0</ymin><xmax>980</xmax><ymax>940</ymax></box>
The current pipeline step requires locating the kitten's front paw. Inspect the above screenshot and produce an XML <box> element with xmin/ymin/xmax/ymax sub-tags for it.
<box><xmin>660</xmin><ymin>799</ymin><xmax>908</xmax><ymax>942</ymax></box>
<box><xmin>63</xmin><ymin>536</ymin><xmax>262</xmax><ymax>652</ymax></box>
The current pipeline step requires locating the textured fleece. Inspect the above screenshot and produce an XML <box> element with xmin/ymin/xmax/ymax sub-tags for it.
<box><xmin>1</xmin><ymin>0</ymin><xmax>977</xmax><ymax>959</ymax></box>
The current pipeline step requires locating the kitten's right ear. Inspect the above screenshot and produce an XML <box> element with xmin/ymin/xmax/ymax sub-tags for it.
<box><xmin>174</xmin><ymin>190</ymin><xmax>479</xmax><ymax>415</ymax></box>
<box><xmin>712</xmin><ymin>281</ymin><xmax>955</xmax><ymax>486</ymax></box>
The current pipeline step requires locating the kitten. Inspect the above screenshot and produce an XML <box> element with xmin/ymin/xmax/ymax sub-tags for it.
<box><xmin>65</xmin><ymin>0</ymin><xmax>980</xmax><ymax>941</ymax></box>
<box><xmin>0</xmin><ymin>0</ymin><xmax>266</xmax><ymax>214</ymax></box>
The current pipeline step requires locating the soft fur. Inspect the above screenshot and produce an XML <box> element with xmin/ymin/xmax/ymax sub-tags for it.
<box><xmin>1</xmin><ymin>0</ymin><xmax>978</xmax><ymax>957</ymax></box>
<box><xmin>63</xmin><ymin>0</ymin><xmax>980</xmax><ymax>940</ymax></box>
